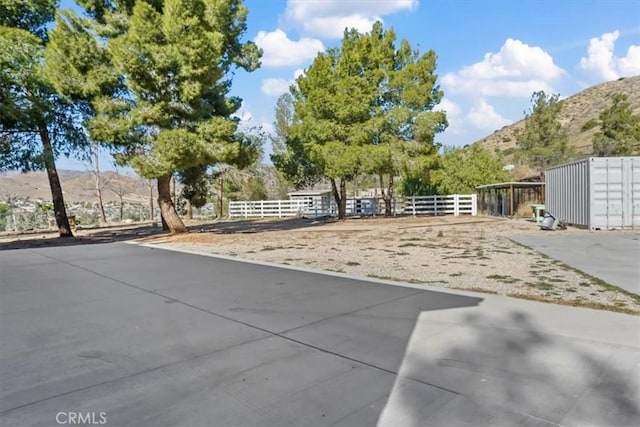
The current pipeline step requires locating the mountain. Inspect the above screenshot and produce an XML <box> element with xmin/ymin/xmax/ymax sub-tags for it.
<box><xmin>0</xmin><ymin>170</ymin><xmax>152</xmax><ymax>204</ymax></box>
<box><xmin>475</xmin><ymin>75</ymin><xmax>640</xmax><ymax>163</ymax></box>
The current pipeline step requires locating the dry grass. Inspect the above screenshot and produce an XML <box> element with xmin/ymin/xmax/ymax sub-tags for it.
<box><xmin>143</xmin><ymin>215</ymin><xmax>640</xmax><ymax>315</ymax></box>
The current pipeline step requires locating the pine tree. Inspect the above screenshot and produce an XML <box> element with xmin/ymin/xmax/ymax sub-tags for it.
<box><xmin>516</xmin><ymin>91</ymin><xmax>570</xmax><ymax>171</ymax></box>
<box><xmin>46</xmin><ymin>0</ymin><xmax>261</xmax><ymax>233</ymax></box>
<box><xmin>584</xmin><ymin>93</ymin><xmax>640</xmax><ymax>156</ymax></box>
<box><xmin>274</xmin><ymin>22</ymin><xmax>445</xmax><ymax>218</ymax></box>
<box><xmin>0</xmin><ymin>0</ymin><xmax>86</xmax><ymax>237</ymax></box>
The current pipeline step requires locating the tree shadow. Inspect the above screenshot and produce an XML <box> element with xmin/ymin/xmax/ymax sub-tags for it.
<box><xmin>183</xmin><ymin>216</ymin><xmax>339</xmax><ymax>234</ymax></box>
<box><xmin>0</xmin><ymin>217</ymin><xmax>339</xmax><ymax>251</ymax></box>
<box><xmin>0</xmin><ymin>224</ymin><xmax>165</xmax><ymax>251</ymax></box>
<box><xmin>379</xmin><ymin>310</ymin><xmax>640</xmax><ymax>426</ymax></box>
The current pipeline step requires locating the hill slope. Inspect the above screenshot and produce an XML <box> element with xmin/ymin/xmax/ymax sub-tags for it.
<box><xmin>0</xmin><ymin>170</ymin><xmax>152</xmax><ymax>203</ymax></box>
<box><xmin>475</xmin><ymin>75</ymin><xmax>640</xmax><ymax>158</ymax></box>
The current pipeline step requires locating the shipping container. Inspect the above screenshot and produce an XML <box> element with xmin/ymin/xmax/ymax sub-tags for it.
<box><xmin>545</xmin><ymin>157</ymin><xmax>640</xmax><ymax>230</ymax></box>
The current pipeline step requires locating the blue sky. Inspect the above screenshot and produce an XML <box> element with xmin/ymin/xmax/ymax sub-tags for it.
<box><xmin>57</xmin><ymin>0</ymin><xmax>640</xmax><ymax>170</ymax></box>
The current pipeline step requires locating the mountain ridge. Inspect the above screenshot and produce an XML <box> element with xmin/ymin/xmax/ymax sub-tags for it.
<box><xmin>474</xmin><ymin>75</ymin><xmax>640</xmax><ymax>161</ymax></box>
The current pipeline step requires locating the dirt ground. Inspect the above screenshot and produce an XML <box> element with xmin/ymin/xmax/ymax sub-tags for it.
<box><xmin>143</xmin><ymin>215</ymin><xmax>640</xmax><ymax>315</ymax></box>
<box><xmin>2</xmin><ymin>215</ymin><xmax>638</xmax><ymax>315</ymax></box>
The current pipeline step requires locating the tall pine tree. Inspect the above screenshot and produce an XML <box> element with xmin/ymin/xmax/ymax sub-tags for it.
<box><xmin>1</xmin><ymin>0</ymin><xmax>85</xmax><ymax>237</ymax></box>
<box><xmin>46</xmin><ymin>0</ymin><xmax>261</xmax><ymax>233</ymax></box>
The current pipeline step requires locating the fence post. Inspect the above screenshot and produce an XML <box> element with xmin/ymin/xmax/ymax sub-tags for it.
<box><xmin>454</xmin><ymin>194</ymin><xmax>459</xmax><ymax>216</ymax></box>
<box><xmin>433</xmin><ymin>195</ymin><xmax>438</xmax><ymax>216</ymax></box>
<box><xmin>472</xmin><ymin>194</ymin><xmax>477</xmax><ymax>216</ymax></box>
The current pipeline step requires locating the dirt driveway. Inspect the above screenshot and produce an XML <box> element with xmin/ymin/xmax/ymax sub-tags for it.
<box><xmin>142</xmin><ymin>215</ymin><xmax>640</xmax><ymax>315</ymax></box>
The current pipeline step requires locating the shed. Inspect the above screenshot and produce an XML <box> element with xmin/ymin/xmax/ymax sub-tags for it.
<box><xmin>288</xmin><ymin>190</ymin><xmax>333</xmax><ymax>215</ymax></box>
<box><xmin>475</xmin><ymin>182</ymin><xmax>545</xmax><ymax>217</ymax></box>
<box><xmin>545</xmin><ymin>157</ymin><xmax>640</xmax><ymax>230</ymax></box>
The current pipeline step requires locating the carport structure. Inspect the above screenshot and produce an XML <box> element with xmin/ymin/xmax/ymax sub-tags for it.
<box><xmin>476</xmin><ymin>181</ymin><xmax>545</xmax><ymax>217</ymax></box>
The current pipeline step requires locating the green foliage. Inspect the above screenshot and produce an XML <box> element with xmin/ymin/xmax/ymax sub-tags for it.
<box><xmin>178</xmin><ymin>165</ymin><xmax>210</xmax><ymax>209</ymax></box>
<box><xmin>0</xmin><ymin>201</ymin><xmax>8</xmax><ymax>231</ymax></box>
<box><xmin>47</xmin><ymin>0</ymin><xmax>262</xmax><ymax>179</ymax></box>
<box><xmin>273</xmin><ymin>21</ymin><xmax>445</xmax><ymax>211</ymax></box>
<box><xmin>271</xmin><ymin>93</ymin><xmax>294</xmax><ymax>155</ymax></box>
<box><xmin>432</xmin><ymin>145</ymin><xmax>510</xmax><ymax>194</ymax></box>
<box><xmin>242</xmin><ymin>176</ymin><xmax>268</xmax><ymax>201</ymax></box>
<box><xmin>516</xmin><ymin>91</ymin><xmax>570</xmax><ymax>170</ymax></box>
<box><xmin>590</xmin><ymin>93</ymin><xmax>640</xmax><ymax>156</ymax></box>
<box><xmin>0</xmin><ymin>19</ymin><xmax>89</xmax><ymax>172</ymax></box>
<box><xmin>581</xmin><ymin>118</ymin><xmax>599</xmax><ymax>132</ymax></box>
<box><xmin>77</xmin><ymin>211</ymin><xmax>99</xmax><ymax>225</ymax></box>
<box><xmin>223</xmin><ymin>166</ymin><xmax>268</xmax><ymax>201</ymax></box>
<box><xmin>35</xmin><ymin>200</ymin><xmax>53</xmax><ymax>212</ymax></box>
<box><xmin>0</xmin><ymin>0</ymin><xmax>56</xmax><ymax>40</ymax></box>
<box><xmin>400</xmin><ymin>175</ymin><xmax>436</xmax><ymax>196</ymax></box>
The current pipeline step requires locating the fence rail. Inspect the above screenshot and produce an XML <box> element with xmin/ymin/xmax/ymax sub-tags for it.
<box><xmin>229</xmin><ymin>194</ymin><xmax>477</xmax><ymax>219</ymax></box>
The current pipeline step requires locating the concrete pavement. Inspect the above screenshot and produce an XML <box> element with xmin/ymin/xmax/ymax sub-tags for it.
<box><xmin>510</xmin><ymin>233</ymin><xmax>640</xmax><ymax>295</ymax></box>
<box><xmin>1</xmin><ymin>242</ymin><xmax>638</xmax><ymax>426</ymax></box>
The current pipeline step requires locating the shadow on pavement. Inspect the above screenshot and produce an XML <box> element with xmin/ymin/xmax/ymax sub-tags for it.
<box><xmin>0</xmin><ymin>217</ymin><xmax>332</xmax><ymax>251</ymax></box>
<box><xmin>379</xmin><ymin>311</ymin><xmax>639</xmax><ymax>426</ymax></box>
<box><xmin>0</xmin><ymin>224</ymin><xmax>164</xmax><ymax>251</ymax></box>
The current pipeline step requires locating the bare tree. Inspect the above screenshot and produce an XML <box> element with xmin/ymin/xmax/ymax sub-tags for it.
<box><xmin>91</xmin><ymin>144</ymin><xmax>107</xmax><ymax>224</ymax></box>
<box><xmin>111</xmin><ymin>165</ymin><xmax>126</xmax><ymax>222</ymax></box>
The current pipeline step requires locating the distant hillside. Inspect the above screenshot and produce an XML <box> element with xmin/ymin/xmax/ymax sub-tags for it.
<box><xmin>475</xmin><ymin>75</ymin><xmax>640</xmax><ymax>162</ymax></box>
<box><xmin>0</xmin><ymin>170</ymin><xmax>152</xmax><ymax>203</ymax></box>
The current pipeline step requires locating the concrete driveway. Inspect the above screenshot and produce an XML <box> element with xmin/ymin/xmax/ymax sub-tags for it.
<box><xmin>510</xmin><ymin>232</ymin><xmax>640</xmax><ymax>295</ymax></box>
<box><xmin>1</xmin><ymin>242</ymin><xmax>638</xmax><ymax>426</ymax></box>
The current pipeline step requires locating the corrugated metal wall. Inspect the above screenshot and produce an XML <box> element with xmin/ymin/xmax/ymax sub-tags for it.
<box><xmin>545</xmin><ymin>159</ymin><xmax>590</xmax><ymax>227</ymax></box>
<box><xmin>545</xmin><ymin>157</ymin><xmax>640</xmax><ymax>230</ymax></box>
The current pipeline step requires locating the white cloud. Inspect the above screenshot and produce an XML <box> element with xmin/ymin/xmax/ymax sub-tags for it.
<box><xmin>261</xmin><ymin>78</ymin><xmax>292</xmax><ymax>97</ymax></box>
<box><xmin>254</xmin><ymin>29</ymin><xmax>324</xmax><ymax>67</ymax></box>
<box><xmin>233</xmin><ymin>109</ymin><xmax>253</xmax><ymax>127</ymax></box>
<box><xmin>434</xmin><ymin>98</ymin><xmax>463</xmax><ymax>135</ymax></box>
<box><xmin>579</xmin><ymin>31</ymin><xmax>640</xmax><ymax>82</ymax></box>
<box><xmin>261</xmin><ymin>69</ymin><xmax>305</xmax><ymax>97</ymax></box>
<box><xmin>304</xmin><ymin>15</ymin><xmax>380</xmax><ymax>39</ymax></box>
<box><xmin>466</xmin><ymin>100</ymin><xmax>511</xmax><ymax>131</ymax></box>
<box><xmin>442</xmin><ymin>38</ymin><xmax>564</xmax><ymax>98</ymax></box>
<box><xmin>435</xmin><ymin>98</ymin><xmax>462</xmax><ymax>116</ymax></box>
<box><xmin>285</xmin><ymin>0</ymin><xmax>418</xmax><ymax>38</ymax></box>
<box><xmin>618</xmin><ymin>45</ymin><xmax>640</xmax><ymax>76</ymax></box>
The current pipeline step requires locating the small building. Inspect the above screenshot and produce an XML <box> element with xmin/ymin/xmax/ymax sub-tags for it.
<box><xmin>545</xmin><ymin>157</ymin><xmax>640</xmax><ymax>230</ymax></box>
<box><xmin>475</xmin><ymin>182</ymin><xmax>545</xmax><ymax>217</ymax></box>
<box><xmin>287</xmin><ymin>189</ymin><xmax>333</xmax><ymax>216</ymax></box>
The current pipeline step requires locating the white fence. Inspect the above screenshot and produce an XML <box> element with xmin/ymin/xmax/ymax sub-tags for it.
<box><xmin>228</xmin><ymin>194</ymin><xmax>477</xmax><ymax>219</ymax></box>
<box><xmin>404</xmin><ymin>194</ymin><xmax>477</xmax><ymax>216</ymax></box>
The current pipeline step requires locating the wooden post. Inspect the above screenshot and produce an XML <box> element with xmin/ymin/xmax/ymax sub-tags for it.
<box><xmin>509</xmin><ymin>183</ymin><xmax>514</xmax><ymax>217</ymax></box>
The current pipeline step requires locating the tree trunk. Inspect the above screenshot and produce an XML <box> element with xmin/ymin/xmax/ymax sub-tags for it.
<box><xmin>38</xmin><ymin>122</ymin><xmax>73</xmax><ymax>237</ymax></box>
<box><xmin>380</xmin><ymin>174</ymin><xmax>394</xmax><ymax>216</ymax></box>
<box><xmin>157</xmin><ymin>175</ymin><xmax>187</xmax><ymax>233</ymax></box>
<box><xmin>216</xmin><ymin>171</ymin><xmax>224</xmax><ymax>218</ymax></box>
<box><xmin>340</xmin><ymin>179</ymin><xmax>347</xmax><ymax>219</ymax></box>
<box><xmin>148</xmin><ymin>179</ymin><xmax>155</xmax><ymax>224</ymax></box>
<box><xmin>118</xmin><ymin>193</ymin><xmax>124</xmax><ymax>222</ymax></box>
<box><xmin>330</xmin><ymin>178</ymin><xmax>347</xmax><ymax>220</ymax></box>
<box><xmin>93</xmin><ymin>145</ymin><xmax>107</xmax><ymax>224</ymax></box>
<box><xmin>186</xmin><ymin>199</ymin><xmax>193</xmax><ymax>220</ymax></box>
